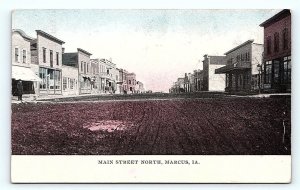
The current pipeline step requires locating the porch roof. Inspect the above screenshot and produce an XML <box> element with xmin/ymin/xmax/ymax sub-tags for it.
<box><xmin>215</xmin><ymin>63</ymin><xmax>251</xmax><ymax>74</ymax></box>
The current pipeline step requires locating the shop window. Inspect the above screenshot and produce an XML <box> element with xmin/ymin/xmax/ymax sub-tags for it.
<box><xmin>39</xmin><ymin>67</ymin><xmax>47</xmax><ymax>89</ymax></box>
<box><xmin>63</xmin><ymin>77</ymin><xmax>67</xmax><ymax>90</ymax></box>
<box><xmin>283</xmin><ymin>56</ymin><xmax>291</xmax><ymax>83</ymax></box>
<box><xmin>273</xmin><ymin>60</ymin><xmax>280</xmax><ymax>84</ymax></box>
<box><xmin>54</xmin><ymin>70</ymin><xmax>61</xmax><ymax>90</ymax></box>
<box><xmin>264</xmin><ymin>61</ymin><xmax>272</xmax><ymax>84</ymax></box>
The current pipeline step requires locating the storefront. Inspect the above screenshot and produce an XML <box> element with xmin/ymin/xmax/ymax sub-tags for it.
<box><xmin>215</xmin><ymin>64</ymin><xmax>252</xmax><ymax>93</ymax></box>
<box><xmin>39</xmin><ymin>67</ymin><xmax>62</xmax><ymax>95</ymax></box>
<box><xmin>263</xmin><ymin>55</ymin><xmax>291</xmax><ymax>92</ymax></box>
<box><xmin>11</xmin><ymin>65</ymin><xmax>41</xmax><ymax>98</ymax></box>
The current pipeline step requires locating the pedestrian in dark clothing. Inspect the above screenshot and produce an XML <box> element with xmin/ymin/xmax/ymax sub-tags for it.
<box><xmin>17</xmin><ymin>80</ymin><xmax>23</xmax><ymax>102</ymax></box>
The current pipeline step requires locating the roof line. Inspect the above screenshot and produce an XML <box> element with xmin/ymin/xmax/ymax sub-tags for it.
<box><xmin>259</xmin><ymin>9</ymin><xmax>291</xmax><ymax>27</ymax></box>
<box><xmin>36</xmin><ymin>30</ymin><xmax>65</xmax><ymax>44</ymax></box>
<box><xmin>77</xmin><ymin>48</ymin><xmax>92</xmax><ymax>56</ymax></box>
<box><xmin>224</xmin><ymin>40</ymin><xmax>254</xmax><ymax>55</ymax></box>
<box><xmin>12</xmin><ymin>29</ymin><xmax>33</xmax><ymax>41</ymax></box>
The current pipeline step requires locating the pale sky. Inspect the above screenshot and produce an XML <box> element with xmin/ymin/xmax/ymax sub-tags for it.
<box><xmin>12</xmin><ymin>9</ymin><xmax>280</xmax><ymax>92</ymax></box>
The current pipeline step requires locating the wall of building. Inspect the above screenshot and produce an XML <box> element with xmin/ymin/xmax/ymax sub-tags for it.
<box><xmin>37</xmin><ymin>34</ymin><xmax>62</xmax><ymax>69</ymax></box>
<box><xmin>208</xmin><ymin>64</ymin><xmax>226</xmax><ymax>91</ymax></box>
<box><xmin>127</xmin><ymin>73</ymin><xmax>136</xmax><ymax>93</ymax></box>
<box><xmin>263</xmin><ymin>14</ymin><xmax>291</xmax><ymax>61</ymax></box>
<box><xmin>78</xmin><ymin>51</ymin><xmax>91</xmax><ymax>94</ymax></box>
<box><xmin>12</xmin><ymin>32</ymin><xmax>31</xmax><ymax>67</ymax></box>
<box><xmin>62</xmin><ymin>65</ymin><xmax>79</xmax><ymax>95</ymax></box>
<box><xmin>251</xmin><ymin>43</ymin><xmax>264</xmax><ymax>75</ymax></box>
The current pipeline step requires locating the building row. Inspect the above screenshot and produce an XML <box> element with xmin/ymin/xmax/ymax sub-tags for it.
<box><xmin>170</xmin><ymin>9</ymin><xmax>291</xmax><ymax>94</ymax></box>
<box><xmin>11</xmin><ymin>30</ymin><xmax>145</xmax><ymax>99</ymax></box>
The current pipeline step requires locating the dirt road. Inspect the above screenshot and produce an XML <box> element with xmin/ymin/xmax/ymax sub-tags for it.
<box><xmin>11</xmin><ymin>97</ymin><xmax>291</xmax><ymax>155</ymax></box>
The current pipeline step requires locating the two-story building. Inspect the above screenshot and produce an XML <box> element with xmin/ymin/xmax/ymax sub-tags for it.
<box><xmin>91</xmin><ymin>58</ymin><xmax>117</xmax><ymax>94</ymax></box>
<box><xmin>260</xmin><ymin>9</ymin><xmax>291</xmax><ymax>92</ymax></box>
<box><xmin>62</xmin><ymin>48</ymin><xmax>92</xmax><ymax>95</ymax></box>
<box><xmin>30</xmin><ymin>30</ymin><xmax>65</xmax><ymax>96</ymax></box>
<box><xmin>12</xmin><ymin>29</ymin><xmax>41</xmax><ymax>99</ymax></box>
<box><xmin>215</xmin><ymin>40</ymin><xmax>263</xmax><ymax>93</ymax></box>
<box><xmin>202</xmin><ymin>55</ymin><xmax>226</xmax><ymax>91</ymax></box>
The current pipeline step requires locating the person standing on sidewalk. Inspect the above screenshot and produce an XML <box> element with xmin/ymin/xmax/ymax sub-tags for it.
<box><xmin>17</xmin><ymin>80</ymin><xmax>23</xmax><ymax>102</ymax></box>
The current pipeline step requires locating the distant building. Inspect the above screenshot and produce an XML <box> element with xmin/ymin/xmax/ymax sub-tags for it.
<box><xmin>193</xmin><ymin>69</ymin><xmax>203</xmax><ymax>91</ymax></box>
<box><xmin>30</xmin><ymin>30</ymin><xmax>65</xmax><ymax>96</ymax></box>
<box><xmin>136</xmin><ymin>81</ymin><xmax>145</xmax><ymax>93</ymax></box>
<box><xmin>260</xmin><ymin>9</ymin><xmax>291</xmax><ymax>92</ymax></box>
<box><xmin>202</xmin><ymin>55</ymin><xmax>226</xmax><ymax>91</ymax></box>
<box><xmin>127</xmin><ymin>73</ymin><xmax>136</xmax><ymax>93</ymax></box>
<box><xmin>117</xmin><ymin>68</ymin><xmax>129</xmax><ymax>94</ymax></box>
<box><xmin>90</xmin><ymin>58</ymin><xmax>117</xmax><ymax>94</ymax></box>
<box><xmin>12</xmin><ymin>29</ymin><xmax>40</xmax><ymax>99</ymax></box>
<box><xmin>215</xmin><ymin>40</ymin><xmax>263</xmax><ymax>92</ymax></box>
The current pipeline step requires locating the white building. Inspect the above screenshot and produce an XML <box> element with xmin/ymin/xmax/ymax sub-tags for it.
<box><xmin>12</xmin><ymin>29</ymin><xmax>41</xmax><ymax>99</ymax></box>
<box><xmin>30</xmin><ymin>30</ymin><xmax>65</xmax><ymax>96</ymax></box>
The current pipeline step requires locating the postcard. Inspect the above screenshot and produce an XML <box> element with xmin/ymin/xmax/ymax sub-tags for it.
<box><xmin>11</xmin><ymin>9</ymin><xmax>291</xmax><ymax>183</ymax></box>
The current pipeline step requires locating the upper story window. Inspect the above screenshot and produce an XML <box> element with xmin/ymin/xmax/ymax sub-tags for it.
<box><xmin>84</xmin><ymin>62</ymin><xmax>86</xmax><ymax>74</ymax></box>
<box><xmin>42</xmin><ymin>47</ymin><xmax>46</xmax><ymax>63</ymax></box>
<box><xmin>274</xmin><ymin>32</ymin><xmax>279</xmax><ymax>52</ymax></box>
<box><xmin>50</xmin><ymin>50</ymin><xmax>53</xmax><ymax>67</ymax></box>
<box><xmin>15</xmin><ymin>47</ymin><xmax>19</xmax><ymax>62</ymax></box>
<box><xmin>107</xmin><ymin>69</ymin><xmax>109</xmax><ymax>75</ymax></box>
<box><xmin>22</xmin><ymin>49</ymin><xmax>26</xmax><ymax>63</ymax></box>
<box><xmin>282</xmin><ymin>28</ymin><xmax>289</xmax><ymax>50</ymax></box>
<box><xmin>81</xmin><ymin>61</ymin><xmax>83</xmax><ymax>72</ymax></box>
<box><xmin>56</xmin><ymin>52</ymin><xmax>59</xmax><ymax>65</ymax></box>
<box><xmin>87</xmin><ymin>63</ymin><xmax>89</xmax><ymax>73</ymax></box>
<box><xmin>129</xmin><ymin>80</ymin><xmax>131</xmax><ymax>84</ymax></box>
<box><xmin>236</xmin><ymin>55</ymin><xmax>239</xmax><ymax>63</ymax></box>
<box><xmin>266</xmin><ymin>36</ymin><xmax>272</xmax><ymax>54</ymax></box>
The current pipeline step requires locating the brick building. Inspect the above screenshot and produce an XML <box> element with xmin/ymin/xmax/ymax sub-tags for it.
<box><xmin>260</xmin><ymin>9</ymin><xmax>291</xmax><ymax>92</ymax></box>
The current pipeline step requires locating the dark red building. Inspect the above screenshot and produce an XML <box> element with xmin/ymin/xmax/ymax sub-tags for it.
<box><xmin>260</xmin><ymin>9</ymin><xmax>291</xmax><ymax>92</ymax></box>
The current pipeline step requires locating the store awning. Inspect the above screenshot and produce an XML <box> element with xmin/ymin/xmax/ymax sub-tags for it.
<box><xmin>12</xmin><ymin>66</ymin><xmax>41</xmax><ymax>82</ymax></box>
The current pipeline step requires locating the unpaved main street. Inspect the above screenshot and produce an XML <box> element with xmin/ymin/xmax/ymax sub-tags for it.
<box><xmin>11</xmin><ymin>96</ymin><xmax>291</xmax><ymax>155</ymax></box>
